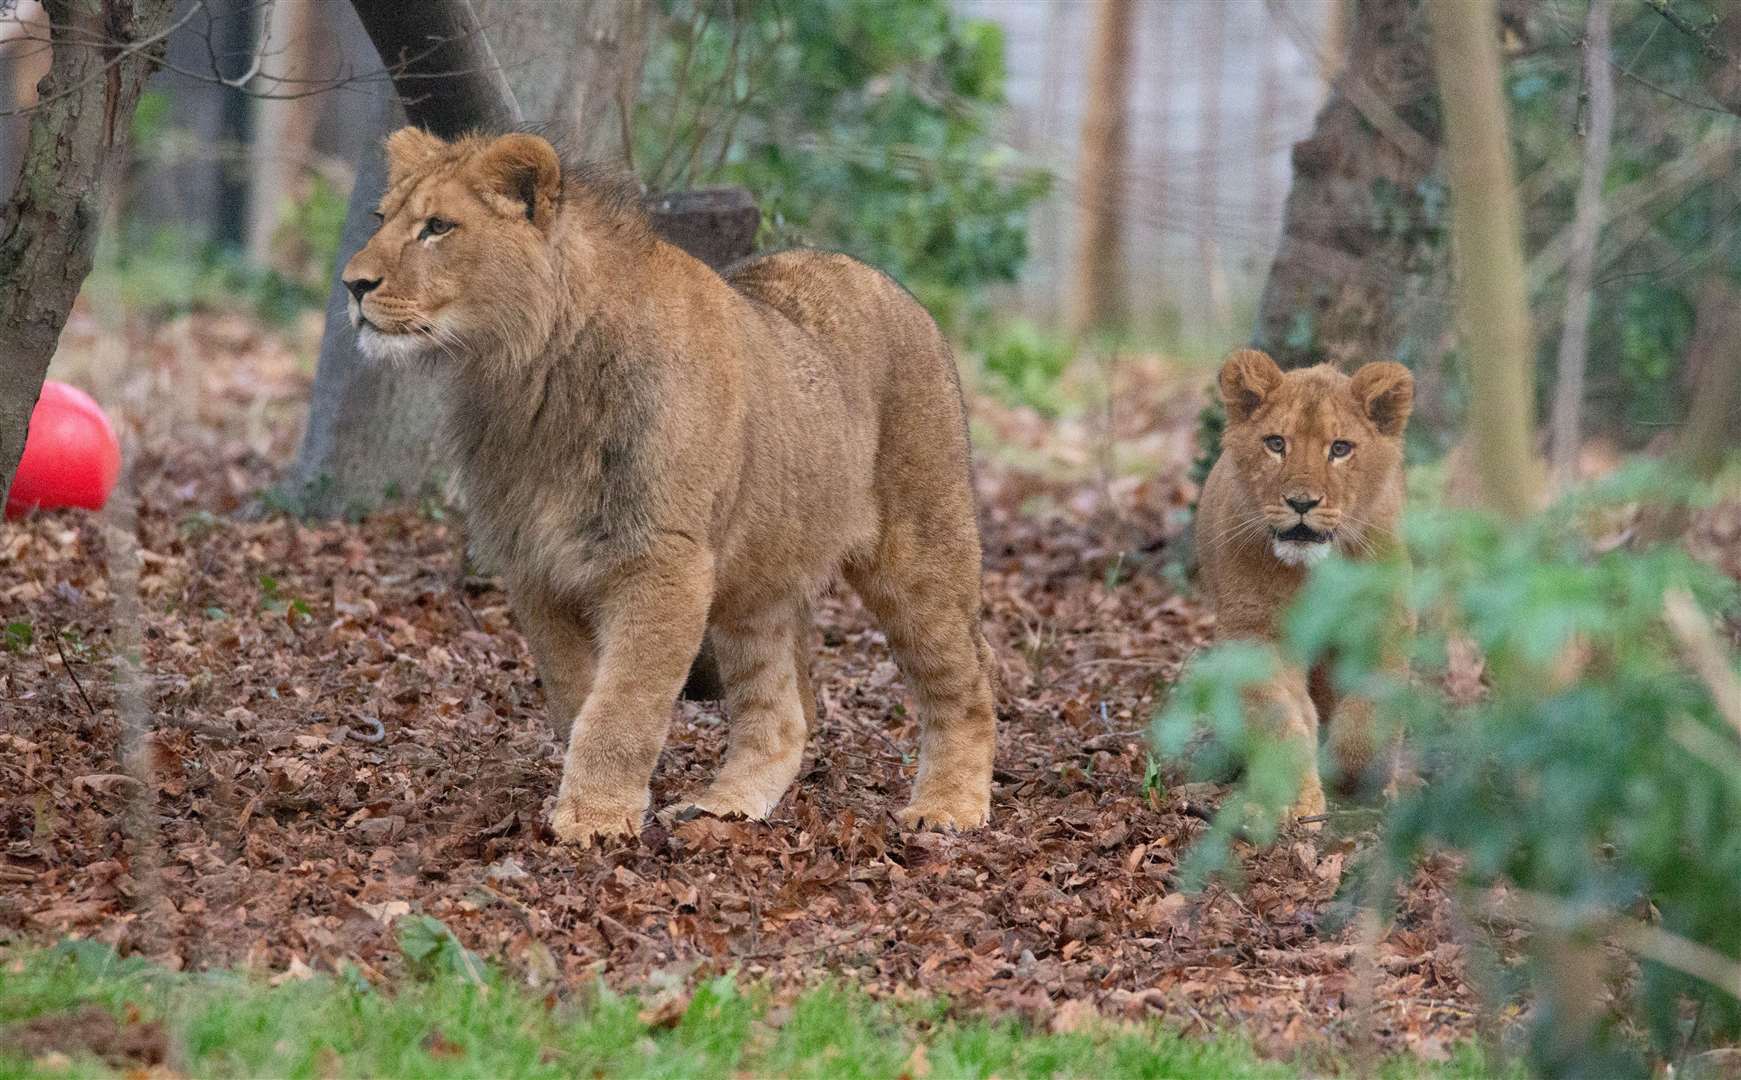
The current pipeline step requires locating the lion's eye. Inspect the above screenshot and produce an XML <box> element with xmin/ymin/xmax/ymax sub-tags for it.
<box><xmin>1263</xmin><ymin>435</ymin><xmax>1286</xmax><ymax>455</ymax></box>
<box><xmin>370</xmin><ymin>210</ymin><xmax>384</xmax><ymax>224</ymax></box>
<box><xmin>1330</xmin><ymin>440</ymin><xmax>1354</xmax><ymax>459</ymax></box>
<box><xmin>419</xmin><ymin>217</ymin><xmax>455</xmax><ymax>240</ymax></box>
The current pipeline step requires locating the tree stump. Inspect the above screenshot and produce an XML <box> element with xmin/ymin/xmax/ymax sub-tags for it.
<box><xmin>645</xmin><ymin>188</ymin><xmax>761</xmax><ymax>271</ymax></box>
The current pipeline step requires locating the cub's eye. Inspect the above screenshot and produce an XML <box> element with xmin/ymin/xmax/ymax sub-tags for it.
<box><xmin>1329</xmin><ymin>440</ymin><xmax>1354</xmax><ymax>459</ymax></box>
<box><xmin>370</xmin><ymin>210</ymin><xmax>384</xmax><ymax>224</ymax></box>
<box><xmin>419</xmin><ymin>216</ymin><xmax>455</xmax><ymax>240</ymax></box>
<box><xmin>1263</xmin><ymin>435</ymin><xmax>1286</xmax><ymax>454</ymax></box>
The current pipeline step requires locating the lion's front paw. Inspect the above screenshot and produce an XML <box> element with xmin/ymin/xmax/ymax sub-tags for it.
<box><xmin>1287</xmin><ymin>775</ymin><xmax>1327</xmax><ymax>833</ymax></box>
<box><xmin>549</xmin><ymin>798</ymin><xmax>642</xmax><ymax>844</ymax></box>
<box><xmin>897</xmin><ymin>794</ymin><xmax>990</xmax><ymax>831</ymax></box>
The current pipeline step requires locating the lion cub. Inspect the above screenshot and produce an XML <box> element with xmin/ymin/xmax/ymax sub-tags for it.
<box><xmin>1196</xmin><ymin>349</ymin><xmax>1413</xmax><ymax>820</ymax></box>
<box><xmin>342</xmin><ymin>129</ymin><xmax>997</xmax><ymax>842</ymax></box>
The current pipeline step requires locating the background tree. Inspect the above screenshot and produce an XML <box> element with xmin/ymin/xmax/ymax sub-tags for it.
<box><xmin>0</xmin><ymin>0</ymin><xmax>178</xmax><ymax>510</ymax></box>
<box><xmin>1428</xmin><ymin>0</ymin><xmax>1538</xmax><ymax>519</ymax></box>
<box><xmin>1547</xmin><ymin>0</ymin><xmax>1615</xmax><ymax>488</ymax></box>
<box><xmin>1066</xmin><ymin>0</ymin><xmax>1133</xmax><ymax>340</ymax></box>
<box><xmin>1251</xmin><ymin>0</ymin><xmax>1440</xmax><ymax>370</ymax></box>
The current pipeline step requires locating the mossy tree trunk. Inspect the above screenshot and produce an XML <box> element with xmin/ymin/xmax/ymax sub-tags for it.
<box><xmin>1252</xmin><ymin>0</ymin><xmax>1440</xmax><ymax>370</ymax></box>
<box><xmin>0</xmin><ymin>0</ymin><xmax>179</xmax><ymax>511</ymax></box>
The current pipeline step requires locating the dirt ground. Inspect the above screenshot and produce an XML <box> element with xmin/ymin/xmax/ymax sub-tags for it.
<box><xmin>0</xmin><ymin>307</ymin><xmax>1630</xmax><ymax>1062</ymax></box>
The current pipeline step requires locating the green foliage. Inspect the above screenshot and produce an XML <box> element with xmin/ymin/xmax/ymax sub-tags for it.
<box><xmin>0</xmin><ymin>942</ymin><xmax>1499</xmax><ymax>1078</ymax></box>
<box><xmin>3</xmin><ymin>620</ymin><xmax>33</xmax><ymax>653</ymax></box>
<box><xmin>971</xmin><ymin>318</ymin><xmax>1072</xmax><ymax>415</ymax></box>
<box><xmin>1153</xmin><ymin>464</ymin><xmax>1741</xmax><ymax>1069</ymax></box>
<box><xmin>635</xmin><ymin>0</ymin><xmax>1049</xmax><ymax>331</ymax></box>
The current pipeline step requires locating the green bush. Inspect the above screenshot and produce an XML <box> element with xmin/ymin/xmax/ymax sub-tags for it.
<box><xmin>635</xmin><ymin>0</ymin><xmax>1050</xmax><ymax>332</ymax></box>
<box><xmin>973</xmin><ymin>318</ymin><xmax>1072</xmax><ymax>415</ymax></box>
<box><xmin>1155</xmin><ymin>465</ymin><xmax>1741</xmax><ymax>1073</ymax></box>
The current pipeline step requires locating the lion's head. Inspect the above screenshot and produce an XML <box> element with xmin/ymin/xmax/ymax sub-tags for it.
<box><xmin>1216</xmin><ymin>349</ymin><xmax>1413</xmax><ymax>566</ymax></box>
<box><xmin>341</xmin><ymin>128</ymin><xmax>566</xmax><ymax>368</ymax></box>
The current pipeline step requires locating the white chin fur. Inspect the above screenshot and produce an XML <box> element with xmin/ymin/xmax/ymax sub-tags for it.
<box><xmin>355</xmin><ymin>324</ymin><xmax>437</xmax><ymax>366</ymax></box>
<box><xmin>1271</xmin><ymin>538</ymin><xmax>1333</xmax><ymax>567</ymax></box>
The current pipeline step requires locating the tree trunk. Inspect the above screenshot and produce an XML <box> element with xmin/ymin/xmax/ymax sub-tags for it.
<box><xmin>0</xmin><ymin>0</ymin><xmax>178</xmax><ymax>511</ymax></box>
<box><xmin>1195</xmin><ymin>1</ymin><xmax>1229</xmax><ymax>333</ymax></box>
<box><xmin>1252</xmin><ymin>0</ymin><xmax>1440</xmax><ymax>370</ymax></box>
<box><xmin>245</xmin><ymin>0</ymin><xmax>322</xmax><ymax>270</ymax></box>
<box><xmin>284</xmin><ymin>0</ymin><xmax>653</xmax><ymax>517</ymax></box>
<box><xmin>1428</xmin><ymin>0</ymin><xmax>1539</xmax><ymax>519</ymax></box>
<box><xmin>474</xmin><ymin>0</ymin><xmax>651</xmax><ymax>165</ymax></box>
<box><xmin>1547</xmin><ymin>0</ymin><xmax>1614</xmax><ymax>488</ymax></box>
<box><xmin>1675</xmin><ymin>275</ymin><xmax>1741</xmax><ymax>482</ymax></box>
<box><xmin>1066</xmin><ymin>0</ymin><xmax>1134</xmax><ymax>340</ymax></box>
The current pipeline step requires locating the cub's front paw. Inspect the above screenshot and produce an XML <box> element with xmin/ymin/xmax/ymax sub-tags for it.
<box><xmin>1287</xmin><ymin>775</ymin><xmax>1328</xmax><ymax>833</ymax></box>
<box><xmin>897</xmin><ymin>794</ymin><xmax>990</xmax><ymax>831</ymax></box>
<box><xmin>549</xmin><ymin>798</ymin><xmax>642</xmax><ymax>844</ymax></box>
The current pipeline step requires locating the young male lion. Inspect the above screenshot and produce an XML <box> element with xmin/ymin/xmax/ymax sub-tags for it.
<box><xmin>1195</xmin><ymin>349</ymin><xmax>1413</xmax><ymax>820</ymax></box>
<box><xmin>340</xmin><ymin>129</ymin><xmax>997</xmax><ymax>842</ymax></box>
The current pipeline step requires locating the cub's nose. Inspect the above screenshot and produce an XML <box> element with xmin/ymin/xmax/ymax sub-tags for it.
<box><xmin>345</xmin><ymin>276</ymin><xmax>382</xmax><ymax>302</ymax></box>
<box><xmin>1285</xmin><ymin>495</ymin><xmax>1321</xmax><ymax>514</ymax></box>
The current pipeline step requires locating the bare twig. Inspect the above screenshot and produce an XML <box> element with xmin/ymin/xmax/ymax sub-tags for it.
<box><xmin>1664</xmin><ymin>589</ymin><xmax>1741</xmax><ymax>740</ymax></box>
<box><xmin>50</xmin><ymin>624</ymin><xmax>94</xmax><ymax>718</ymax></box>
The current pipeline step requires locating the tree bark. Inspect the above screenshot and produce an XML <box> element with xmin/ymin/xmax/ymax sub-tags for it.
<box><xmin>1675</xmin><ymin>275</ymin><xmax>1741</xmax><ymax>482</ymax></box>
<box><xmin>284</xmin><ymin>0</ymin><xmax>654</xmax><ymax>516</ymax></box>
<box><xmin>1252</xmin><ymin>0</ymin><xmax>1440</xmax><ymax>370</ymax></box>
<box><xmin>1548</xmin><ymin>0</ymin><xmax>1614</xmax><ymax>488</ymax></box>
<box><xmin>1428</xmin><ymin>0</ymin><xmax>1539</xmax><ymax>519</ymax></box>
<box><xmin>244</xmin><ymin>0</ymin><xmax>322</xmax><ymax>270</ymax></box>
<box><xmin>474</xmin><ymin>0</ymin><xmax>651</xmax><ymax>164</ymax></box>
<box><xmin>1066</xmin><ymin>0</ymin><xmax>1133</xmax><ymax>340</ymax></box>
<box><xmin>0</xmin><ymin>0</ymin><xmax>178</xmax><ymax>511</ymax></box>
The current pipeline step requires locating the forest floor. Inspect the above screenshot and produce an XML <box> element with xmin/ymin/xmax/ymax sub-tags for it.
<box><xmin>6</xmin><ymin>306</ymin><xmax>1735</xmax><ymax>1067</ymax></box>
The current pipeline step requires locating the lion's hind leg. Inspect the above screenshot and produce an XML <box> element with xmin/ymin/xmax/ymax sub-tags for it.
<box><xmin>846</xmin><ymin>524</ymin><xmax>996</xmax><ymax>831</ymax></box>
<box><xmin>675</xmin><ymin>600</ymin><xmax>812</xmax><ymax>821</ymax></box>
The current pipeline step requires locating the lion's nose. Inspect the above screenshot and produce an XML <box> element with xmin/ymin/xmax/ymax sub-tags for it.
<box><xmin>345</xmin><ymin>276</ymin><xmax>382</xmax><ymax>302</ymax></box>
<box><xmin>1286</xmin><ymin>495</ymin><xmax>1321</xmax><ymax>514</ymax></box>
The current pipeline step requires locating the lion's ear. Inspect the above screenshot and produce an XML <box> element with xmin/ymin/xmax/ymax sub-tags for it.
<box><xmin>473</xmin><ymin>133</ymin><xmax>562</xmax><ymax>231</ymax></box>
<box><xmin>384</xmin><ymin>127</ymin><xmax>445</xmax><ymax>176</ymax></box>
<box><xmin>1350</xmin><ymin>361</ymin><xmax>1414</xmax><ymax>437</ymax></box>
<box><xmin>1218</xmin><ymin>349</ymin><xmax>1283</xmax><ymax>423</ymax></box>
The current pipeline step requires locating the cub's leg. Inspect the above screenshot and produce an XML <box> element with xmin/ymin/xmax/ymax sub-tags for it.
<box><xmin>1247</xmin><ymin>660</ymin><xmax>1326</xmax><ymax>822</ymax></box>
<box><xmin>846</xmin><ymin>526</ymin><xmax>996</xmax><ymax>830</ymax></box>
<box><xmin>678</xmin><ymin>601</ymin><xmax>814</xmax><ymax>820</ymax></box>
<box><xmin>548</xmin><ymin>543</ymin><xmax>714</xmax><ymax>844</ymax></box>
<box><xmin>512</xmin><ymin>589</ymin><xmax>596</xmax><ymax>743</ymax></box>
<box><xmin>1321</xmin><ymin>654</ymin><xmax>1407</xmax><ymax>798</ymax></box>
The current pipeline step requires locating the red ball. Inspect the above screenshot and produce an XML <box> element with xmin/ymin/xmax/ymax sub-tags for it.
<box><xmin>5</xmin><ymin>380</ymin><xmax>122</xmax><ymax>519</ymax></box>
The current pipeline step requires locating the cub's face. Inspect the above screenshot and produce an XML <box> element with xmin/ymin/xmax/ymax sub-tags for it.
<box><xmin>1216</xmin><ymin>349</ymin><xmax>1413</xmax><ymax>566</ymax></box>
<box><xmin>342</xmin><ymin>129</ymin><xmax>563</xmax><ymax>368</ymax></box>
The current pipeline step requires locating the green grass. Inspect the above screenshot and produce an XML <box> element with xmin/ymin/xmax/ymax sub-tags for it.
<box><xmin>0</xmin><ymin>940</ymin><xmax>1504</xmax><ymax>1079</ymax></box>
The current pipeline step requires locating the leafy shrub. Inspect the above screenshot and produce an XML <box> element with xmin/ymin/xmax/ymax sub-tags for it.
<box><xmin>635</xmin><ymin>0</ymin><xmax>1050</xmax><ymax>332</ymax></box>
<box><xmin>1155</xmin><ymin>465</ymin><xmax>1741</xmax><ymax>1072</ymax></box>
<box><xmin>973</xmin><ymin>318</ymin><xmax>1072</xmax><ymax>415</ymax></box>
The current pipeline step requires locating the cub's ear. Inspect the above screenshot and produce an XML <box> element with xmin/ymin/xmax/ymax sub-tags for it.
<box><xmin>384</xmin><ymin>126</ymin><xmax>446</xmax><ymax>177</ymax></box>
<box><xmin>1218</xmin><ymin>349</ymin><xmax>1284</xmax><ymax>423</ymax></box>
<box><xmin>472</xmin><ymin>133</ymin><xmax>562</xmax><ymax>230</ymax></box>
<box><xmin>1349</xmin><ymin>361</ymin><xmax>1414</xmax><ymax>436</ymax></box>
